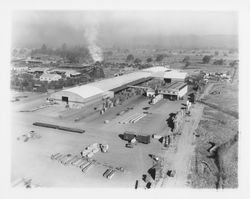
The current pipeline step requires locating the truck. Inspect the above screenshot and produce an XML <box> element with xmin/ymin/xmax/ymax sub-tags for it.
<box><xmin>136</xmin><ymin>135</ymin><xmax>151</xmax><ymax>144</ymax></box>
<box><xmin>123</xmin><ymin>132</ymin><xmax>136</xmax><ymax>141</ymax></box>
<box><xmin>150</xmin><ymin>94</ymin><xmax>163</xmax><ymax>105</ymax></box>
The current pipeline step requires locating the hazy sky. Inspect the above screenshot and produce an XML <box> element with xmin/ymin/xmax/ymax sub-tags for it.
<box><xmin>12</xmin><ymin>10</ymin><xmax>238</xmax><ymax>48</ymax></box>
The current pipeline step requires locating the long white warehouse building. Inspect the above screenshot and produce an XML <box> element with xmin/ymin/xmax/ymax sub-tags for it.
<box><xmin>50</xmin><ymin>67</ymin><xmax>187</xmax><ymax>106</ymax></box>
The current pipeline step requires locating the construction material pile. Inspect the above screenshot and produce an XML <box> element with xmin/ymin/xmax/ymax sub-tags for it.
<box><xmin>50</xmin><ymin>151</ymin><xmax>124</xmax><ymax>180</ymax></box>
<box><xmin>80</xmin><ymin>143</ymin><xmax>109</xmax><ymax>158</ymax></box>
<box><xmin>17</xmin><ymin>131</ymin><xmax>41</xmax><ymax>142</ymax></box>
<box><xmin>51</xmin><ymin>153</ymin><xmax>95</xmax><ymax>173</ymax></box>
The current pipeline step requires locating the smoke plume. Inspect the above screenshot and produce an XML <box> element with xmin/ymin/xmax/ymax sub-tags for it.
<box><xmin>84</xmin><ymin>23</ymin><xmax>103</xmax><ymax>62</ymax></box>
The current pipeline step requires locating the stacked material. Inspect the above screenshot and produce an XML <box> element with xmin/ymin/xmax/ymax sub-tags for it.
<box><xmin>81</xmin><ymin>143</ymin><xmax>109</xmax><ymax>158</ymax></box>
<box><xmin>50</xmin><ymin>153</ymin><xmax>94</xmax><ymax>173</ymax></box>
<box><xmin>103</xmin><ymin>169</ymin><xmax>117</xmax><ymax>180</ymax></box>
<box><xmin>119</xmin><ymin>113</ymin><xmax>148</xmax><ymax>124</ymax></box>
<box><xmin>100</xmin><ymin>144</ymin><xmax>109</xmax><ymax>153</ymax></box>
<box><xmin>17</xmin><ymin>131</ymin><xmax>41</xmax><ymax>142</ymax></box>
<box><xmin>33</xmin><ymin>122</ymin><xmax>85</xmax><ymax>134</ymax></box>
<box><xmin>81</xmin><ymin>143</ymin><xmax>100</xmax><ymax>158</ymax></box>
<box><xmin>50</xmin><ymin>152</ymin><xmax>123</xmax><ymax>179</ymax></box>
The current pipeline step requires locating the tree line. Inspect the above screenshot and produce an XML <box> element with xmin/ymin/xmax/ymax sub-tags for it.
<box><xmin>31</xmin><ymin>44</ymin><xmax>92</xmax><ymax>63</ymax></box>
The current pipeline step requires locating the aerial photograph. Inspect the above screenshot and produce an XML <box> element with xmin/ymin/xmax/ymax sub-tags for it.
<box><xmin>10</xmin><ymin>10</ymin><xmax>238</xmax><ymax>189</ymax></box>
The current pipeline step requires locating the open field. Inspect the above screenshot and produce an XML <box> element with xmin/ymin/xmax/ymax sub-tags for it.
<box><xmin>190</xmin><ymin>80</ymin><xmax>238</xmax><ymax>188</ymax></box>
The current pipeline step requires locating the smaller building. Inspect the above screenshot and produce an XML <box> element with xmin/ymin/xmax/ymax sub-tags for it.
<box><xmin>158</xmin><ymin>81</ymin><xmax>188</xmax><ymax>100</ymax></box>
<box><xmin>50</xmin><ymin>69</ymin><xmax>81</xmax><ymax>77</ymax></box>
<box><xmin>12</xmin><ymin>66</ymin><xmax>29</xmax><ymax>72</ymax></box>
<box><xmin>40</xmin><ymin>73</ymin><xmax>61</xmax><ymax>82</ymax></box>
<box><xmin>146</xmin><ymin>88</ymin><xmax>155</xmax><ymax>97</ymax></box>
<box><xmin>28</xmin><ymin>67</ymin><xmax>49</xmax><ymax>74</ymax></box>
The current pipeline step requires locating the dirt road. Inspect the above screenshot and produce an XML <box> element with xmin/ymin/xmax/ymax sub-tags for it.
<box><xmin>159</xmin><ymin>104</ymin><xmax>204</xmax><ymax>187</ymax></box>
<box><xmin>156</xmin><ymin>83</ymin><xmax>214</xmax><ymax>188</ymax></box>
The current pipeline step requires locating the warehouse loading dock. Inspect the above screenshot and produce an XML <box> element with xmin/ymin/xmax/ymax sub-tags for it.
<box><xmin>158</xmin><ymin>82</ymin><xmax>188</xmax><ymax>100</ymax></box>
<box><xmin>62</xmin><ymin>96</ymin><xmax>69</xmax><ymax>104</ymax></box>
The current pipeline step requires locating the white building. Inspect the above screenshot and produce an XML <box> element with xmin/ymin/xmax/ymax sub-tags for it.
<box><xmin>49</xmin><ymin>67</ymin><xmax>188</xmax><ymax>107</ymax></box>
<box><xmin>158</xmin><ymin>82</ymin><xmax>188</xmax><ymax>100</ymax></box>
<box><xmin>12</xmin><ymin>66</ymin><xmax>29</xmax><ymax>72</ymax></box>
<box><xmin>143</xmin><ymin>67</ymin><xmax>187</xmax><ymax>82</ymax></box>
<box><xmin>40</xmin><ymin>73</ymin><xmax>61</xmax><ymax>82</ymax></box>
<box><xmin>50</xmin><ymin>69</ymin><xmax>81</xmax><ymax>77</ymax></box>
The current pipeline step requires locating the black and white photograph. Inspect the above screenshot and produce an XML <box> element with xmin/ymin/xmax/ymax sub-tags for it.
<box><xmin>1</xmin><ymin>0</ymin><xmax>249</xmax><ymax>196</ymax></box>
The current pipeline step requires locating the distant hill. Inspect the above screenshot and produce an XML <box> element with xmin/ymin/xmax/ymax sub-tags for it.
<box><xmin>105</xmin><ymin>34</ymin><xmax>238</xmax><ymax>50</ymax></box>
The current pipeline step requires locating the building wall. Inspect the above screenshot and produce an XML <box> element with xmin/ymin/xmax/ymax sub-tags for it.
<box><xmin>40</xmin><ymin>75</ymin><xmax>61</xmax><ymax>82</ymax></box>
<box><xmin>50</xmin><ymin>90</ymin><xmax>114</xmax><ymax>108</ymax></box>
<box><xmin>178</xmin><ymin>85</ymin><xmax>188</xmax><ymax>98</ymax></box>
<box><xmin>50</xmin><ymin>91</ymin><xmax>85</xmax><ymax>104</ymax></box>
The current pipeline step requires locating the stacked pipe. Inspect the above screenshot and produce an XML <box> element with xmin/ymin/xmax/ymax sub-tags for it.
<box><xmin>130</xmin><ymin>113</ymin><xmax>147</xmax><ymax>123</ymax></box>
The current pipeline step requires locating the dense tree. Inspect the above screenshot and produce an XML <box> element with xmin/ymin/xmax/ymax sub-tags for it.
<box><xmin>213</xmin><ymin>59</ymin><xmax>224</xmax><ymax>65</ymax></box>
<box><xmin>134</xmin><ymin>58</ymin><xmax>142</xmax><ymax>64</ymax></box>
<box><xmin>202</xmin><ymin>55</ymin><xmax>211</xmax><ymax>64</ymax></box>
<box><xmin>214</xmin><ymin>51</ymin><xmax>219</xmax><ymax>56</ymax></box>
<box><xmin>155</xmin><ymin>54</ymin><xmax>166</xmax><ymax>62</ymax></box>
<box><xmin>30</xmin><ymin>44</ymin><xmax>92</xmax><ymax>63</ymax></box>
<box><xmin>229</xmin><ymin>60</ymin><xmax>238</xmax><ymax>67</ymax></box>
<box><xmin>146</xmin><ymin>57</ymin><xmax>153</xmax><ymax>63</ymax></box>
<box><xmin>106</xmin><ymin>51</ymin><xmax>113</xmax><ymax>56</ymax></box>
<box><xmin>183</xmin><ymin>61</ymin><xmax>190</xmax><ymax>69</ymax></box>
<box><xmin>182</xmin><ymin>56</ymin><xmax>190</xmax><ymax>63</ymax></box>
<box><xmin>126</xmin><ymin>54</ymin><xmax>135</xmax><ymax>62</ymax></box>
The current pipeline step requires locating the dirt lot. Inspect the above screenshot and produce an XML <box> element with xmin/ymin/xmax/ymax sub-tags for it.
<box><xmin>190</xmin><ymin>81</ymin><xmax>238</xmax><ymax>188</ymax></box>
<box><xmin>11</xmin><ymin>90</ymin><xmax>185</xmax><ymax>187</ymax></box>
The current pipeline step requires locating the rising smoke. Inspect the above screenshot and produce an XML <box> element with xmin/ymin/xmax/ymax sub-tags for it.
<box><xmin>84</xmin><ymin>22</ymin><xmax>103</xmax><ymax>62</ymax></box>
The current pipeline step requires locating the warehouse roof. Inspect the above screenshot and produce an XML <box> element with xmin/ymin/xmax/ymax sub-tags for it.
<box><xmin>63</xmin><ymin>71</ymin><xmax>152</xmax><ymax>99</ymax></box>
<box><xmin>143</xmin><ymin>67</ymin><xmax>187</xmax><ymax>79</ymax></box>
<box><xmin>53</xmin><ymin>67</ymin><xmax>187</xmax><ymax>100</ymax></box>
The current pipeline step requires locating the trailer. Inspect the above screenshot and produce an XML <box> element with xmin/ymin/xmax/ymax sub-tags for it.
<box><xmin>136</xmin><ymin>135</ymin><xmax>151</xmax><ymax>144</ymax></box>
<box><xmin>123</xmin><ymin>132</ymin><xmax>136</xmax><ymax>141</ymax></box>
